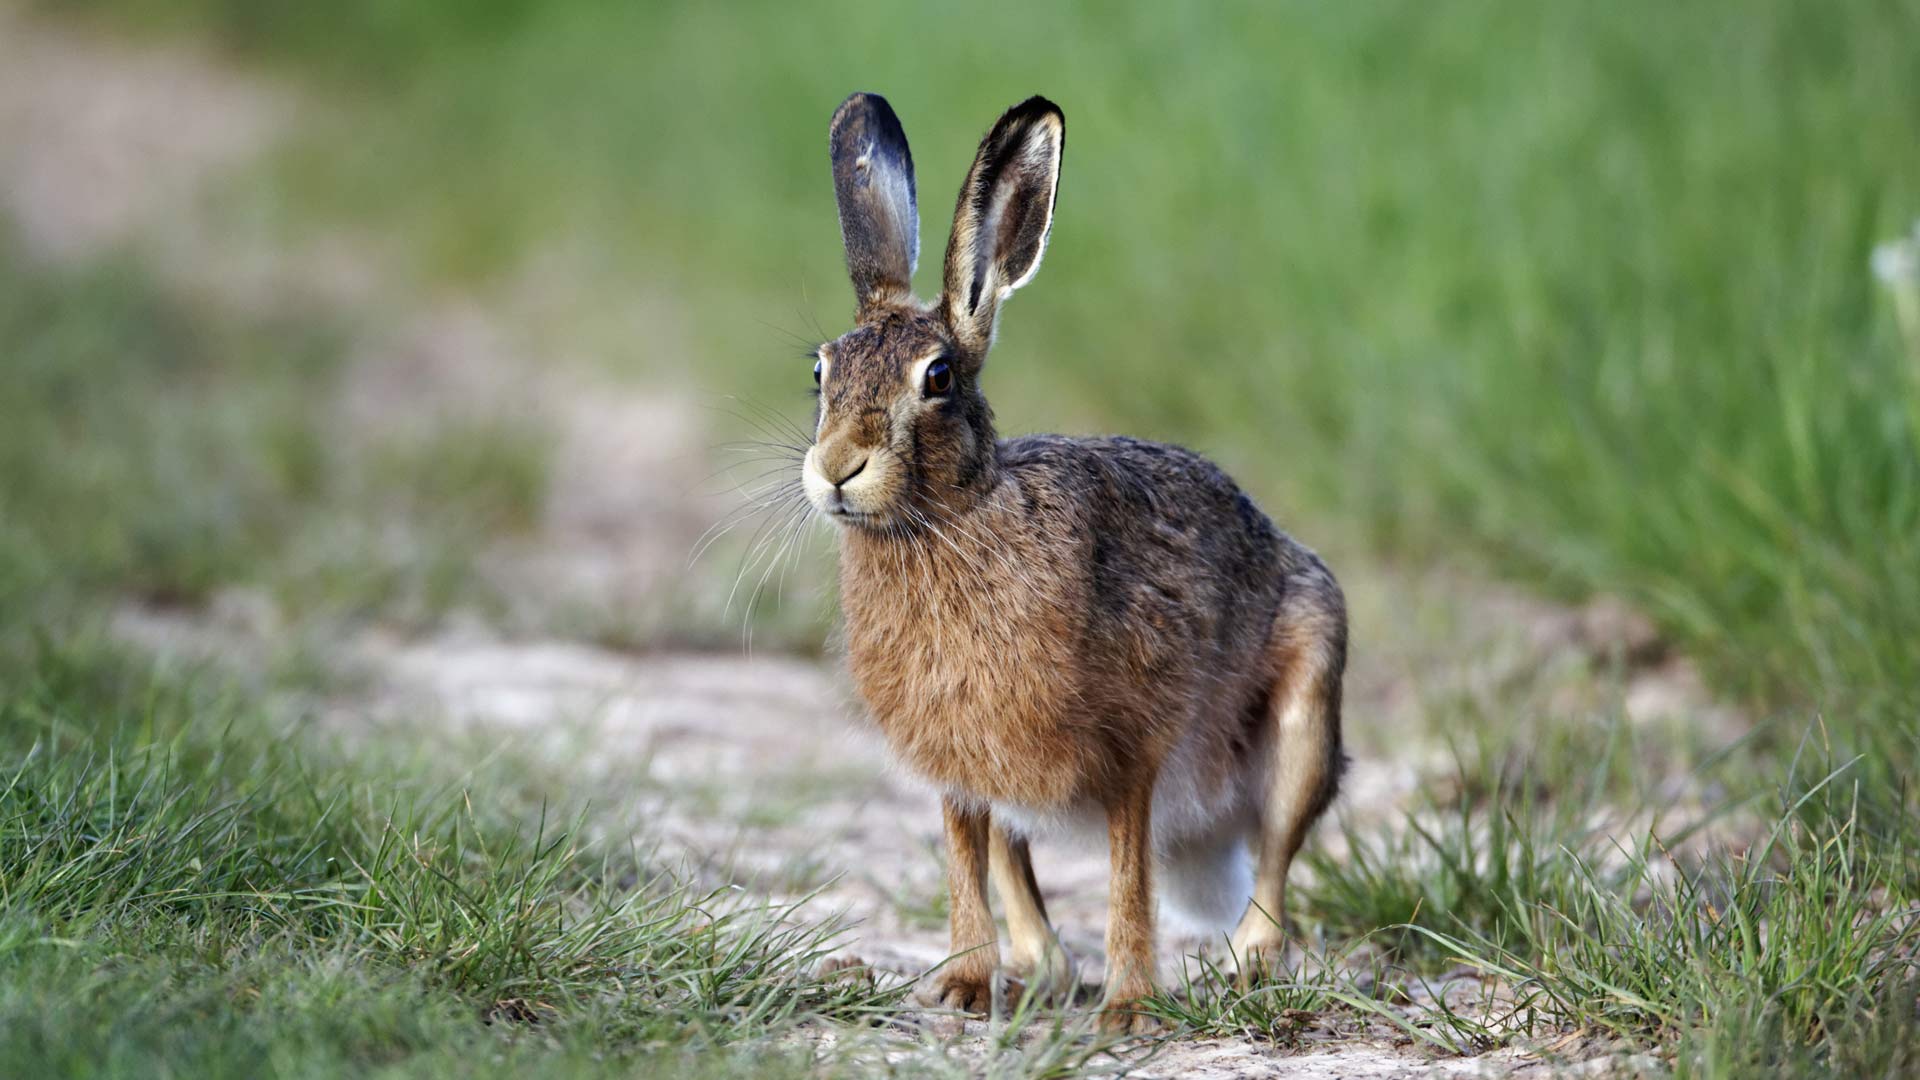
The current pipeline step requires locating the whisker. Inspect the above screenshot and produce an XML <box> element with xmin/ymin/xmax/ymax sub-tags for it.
<box><xmin>742</xmin><ymin>395</ymin><xmax>817</xmax><ymax>447</ymax></box>
<box><xmin>725</xmin><ymin>492</ymin><xmax>810</xmax><ymax>620</ymax></box>
<box><xmin>734</xmin><ymin>497</ymin><xmax>814</xmax><ymax>649</ymax></box>
<box><xmin>907</xmin><ymin>505</ymin><xmax>984</xmax><ymax>580</ymax></box>
<box><xmin>713</xmin><ymin>436</ymin><xmax>809</xmax><ymax>453</ymax></box>
<box><xmin>716</xmin><ymin>391</ymin><xmax>815</xmax><ymax>448</ymax></box>
<box><xmin>773</xmin><ymin>506</ymin><xmax>824</xmax><ymax>600</ymax></box>
<box><xmin>755</xmin><ymin>315</ymin><xmax>822</xmax><ymax>357</ymax></box>
<box><xmin>743</xmin><ymin>498</ymin><xmax>816</xmax><ymax>647</ymax></box>
<box><xmin>701</xmin><ymin>397</ymin><xmax>813</xmax><ymax>451</ymax></box>
<box><xmin>922</xmin><ymin>493</ymin><xmax>1043</xmax><ymax>598</ymax></box>
<box><xmin>700</xmin><ymin>460</ymin><xmax>804</xmax><ymax>499</ymax></box>
<box><xmin>688</xmin><ymin>484</ymin><xmax>802</xmax><ymax>568</ymax></box>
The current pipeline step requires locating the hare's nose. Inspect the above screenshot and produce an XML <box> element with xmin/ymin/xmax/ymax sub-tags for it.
<box><xmin>829</xmin><ymin>457</ymin><xmax>869</xmax><ymax>488</ymax></box>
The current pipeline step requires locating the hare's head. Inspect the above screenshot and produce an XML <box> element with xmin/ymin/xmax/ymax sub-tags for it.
<box><xmin>802</xmin><ymin>93</ymin><xmax>1064</xmax><ymax>528</ymax></box>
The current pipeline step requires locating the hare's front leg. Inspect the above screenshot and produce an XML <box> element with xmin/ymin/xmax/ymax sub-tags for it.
<box><xmin>989</xmin><ymin>825</ymin><xmax>1071</xmax><ymax>993</ymax></box>
<box><xmin>929</xmin><ymin>796</ymin><xmax>1000</xmax><ymax>1013</ymax></box>
<box><xmin>1098</xmin><ymin>784</ymin><xmax>1160</xmax><ymax>1033</ymax></box>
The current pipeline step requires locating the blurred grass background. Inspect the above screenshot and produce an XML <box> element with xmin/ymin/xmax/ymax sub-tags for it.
<box><xmin>6</xmin><ymin>0</ymin><xmax>1920</xmax><ymax>1073</ymax></box>
<box><xmin>0</xmin><ymin>235</ymin><xmax>548</xmax><ymax>637</ymax></box>
<box><xmin>50</xmin><ymin>0</ymin><xmax>1920</xmax><ymax>725</ymax></box>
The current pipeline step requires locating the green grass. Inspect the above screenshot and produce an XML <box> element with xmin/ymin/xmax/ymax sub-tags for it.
<box><xmin>1147</xmin><ymin>736</ymin><xmax>1919</xmax><ymax>1068</ymax></box>
<box><xmin>0</xmin><ymin>242</ymin><xmax>333</xmax><ymax>621</ymax></box>
<box><xmin>0</xmin><ymin>234</ymin><xmax>549</xmax><ymax>637</ymax></box>
<box><xmin>1384</xmin><ymin>758</ymin><xmax>1920</xmax><ymax>1067</ymax></box>
<box><xmin>10</xmin><ymin>0</ymin><xmax>1920</xmax><ymax>1074</ymax></box>
<box><xmin>0</xmin><ymin>641</ymin><xmax>907</xmax><ymax>1078</ymax></box>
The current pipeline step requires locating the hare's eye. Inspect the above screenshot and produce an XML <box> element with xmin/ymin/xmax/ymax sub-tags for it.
<box><xmin>924</xmin><ymin>360</ymin><xmax>953</xmax><ymax>396</ymax></box>
<box><xmin>812</xmin><ymin>359</ymin><xmax>823</xmax><ymax>385</ymax></box>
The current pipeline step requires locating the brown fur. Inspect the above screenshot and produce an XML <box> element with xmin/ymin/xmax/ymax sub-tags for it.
<box><xmin>804</xmin><ymin>94</ymin><xmax>1348</xmax><ymax>1025</ymax></box>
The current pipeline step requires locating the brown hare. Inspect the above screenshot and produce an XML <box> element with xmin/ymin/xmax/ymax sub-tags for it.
<box><xmin>804</xmin><ymin>92</ymin><xmax>1347</xmax><ymax>1031</ymax></box>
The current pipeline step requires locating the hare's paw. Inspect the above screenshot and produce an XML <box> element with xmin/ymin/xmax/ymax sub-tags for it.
<box><xmin>1227</xmin><ymin>921</ymin><xmax>1290</xmax><ymax>986</ymax></box>
<box><xmin>1096</xmin><ymin>996</ymin><xmax>1164</xmax><ymax>1036</ymax></box>
<box><xmin>814</xmin><ymin>953</ymin><xmax>875</xmax><ymax>987</ymax></box>
<box><xmin>1008</xmin><ymin>944</ymin><xmax>1074</xmax><ymax>1000</ymax></box>
<box><xmin>925</xmin><ymin>968</ymin><xmax>996</xmax><ymax>1015</ymax></box>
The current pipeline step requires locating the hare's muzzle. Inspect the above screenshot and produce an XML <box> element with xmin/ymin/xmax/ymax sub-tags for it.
<box><xmin>803</xmin><ymin>442</ymin><xmax>887</xmax><ymax>522</ymax></box>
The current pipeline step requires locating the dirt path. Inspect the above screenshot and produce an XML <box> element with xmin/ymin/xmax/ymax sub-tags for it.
<box><xmin>3</xmin><ymin>9</ymin><xmax>1725</xmax><ymax>1075</ymax></box>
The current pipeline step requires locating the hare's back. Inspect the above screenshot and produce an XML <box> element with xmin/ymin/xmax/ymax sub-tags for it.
<box><xmin>999</xmin><ymin>434</ymin><xmax>1295</xmax><ymax>650</ymax></box>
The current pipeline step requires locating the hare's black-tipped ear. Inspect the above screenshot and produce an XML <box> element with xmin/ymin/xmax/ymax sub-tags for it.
<box><xmin>942</xmin><ymin>96</ymin><xmax>1064</xmax><ymax>355</ymax></box>
<box><xmin>830</xmin><ymin>92</ymin><xmax>919</xmax><ymax>314</ymax></box>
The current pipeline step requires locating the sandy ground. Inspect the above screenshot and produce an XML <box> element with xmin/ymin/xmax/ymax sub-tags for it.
<box><xmin>2</xmin><ymin>9</ymin><xmax>1716</xmax><ymax>1074</ymax></box>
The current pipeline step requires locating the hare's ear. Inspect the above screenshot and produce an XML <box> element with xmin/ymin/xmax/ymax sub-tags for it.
<box><xmin>830</xmin><ymin>92</ymin><xmax>919</xmax><ymax>314</ymax></box>
<box><xmin>942</xmin><ymin>96</ymin><xmax>1064</xmax><ymax>355</ymax></box>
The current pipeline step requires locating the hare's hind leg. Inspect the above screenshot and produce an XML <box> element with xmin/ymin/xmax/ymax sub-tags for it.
<box><xmin>988</xmin><ymin>825</ymin><xmax>1072</xmax><ymax>993</ymax></box>
<box><xmin>1229</xmin><ymin>582</ymin><xmax>1348</xmax><ymax>971</ymax></box>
